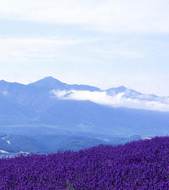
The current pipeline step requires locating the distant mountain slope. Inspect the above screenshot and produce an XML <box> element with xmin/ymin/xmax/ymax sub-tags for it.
<box><xmin>0</xmin><ymin>77</ymin><xmax>169</xmax><ymax>138</ymax></box>
<box><xmin>1</xmin><ymin>137</ymin><xmax>169</xmax><ymax>189</ymax></box>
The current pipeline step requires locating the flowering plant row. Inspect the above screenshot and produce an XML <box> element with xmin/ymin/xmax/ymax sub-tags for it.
<box><xmin>0</xmin><ymin>137</ymin><xmax>169</xmax><ymax>189</ymax></box>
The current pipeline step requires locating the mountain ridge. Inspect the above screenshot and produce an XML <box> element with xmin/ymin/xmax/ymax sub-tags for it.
<box><xmin>0</xmin><ymin>77</ymin><xmax>169</xmax><ymax>152</ymax></box>
<box><xmin>1</xmin><ymin>76</ymin><xmax>168</xmax><ymax>97</ymax></box>
<box><xmin>0</xmin><ymin>76</ymin><xmax>169</xmax><ymax>112</ymax></box>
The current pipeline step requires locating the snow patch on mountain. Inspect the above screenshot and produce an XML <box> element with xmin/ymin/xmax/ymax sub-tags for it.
<box><xmin>0</xmin><ymin>149</ymin><xmax>9</xmax><ymax>154</ymax></box>
<box><xmin>1</xmin><ymin>136</ymin><xmax>11</xmax><ymax>145</ymax></box>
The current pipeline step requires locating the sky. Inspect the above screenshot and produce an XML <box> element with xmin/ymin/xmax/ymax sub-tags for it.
<box><xmin>0</xmin><ymin>0</ymin><xmax>169</xmax><ymax>96</ymax></box>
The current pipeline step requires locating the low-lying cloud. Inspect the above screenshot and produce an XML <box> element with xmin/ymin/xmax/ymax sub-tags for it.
<box><xmin>52</xmin><ymin>90</ymin><xmax>169</xmax><ymax>112</ymax></box>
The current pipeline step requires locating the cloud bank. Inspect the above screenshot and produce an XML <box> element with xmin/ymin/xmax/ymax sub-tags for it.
<box><xmin>52</xmin><ymin>89</ymin><xmax>169</xmax><ymax>112</ymax></box>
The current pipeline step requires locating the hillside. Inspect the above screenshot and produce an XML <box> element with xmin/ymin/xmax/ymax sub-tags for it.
<box><xmin>1</xmin><ymin>137</ymin><xmax>169</xmax><ymax>189</ymax></box>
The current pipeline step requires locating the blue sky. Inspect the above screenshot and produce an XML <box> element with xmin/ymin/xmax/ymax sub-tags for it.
<box><xmin>0</xmin><ymin>0</ymin><xmax>169</xmax><ymax>96</ymax></box>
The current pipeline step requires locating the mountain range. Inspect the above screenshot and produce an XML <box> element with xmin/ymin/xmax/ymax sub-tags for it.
<box><xmin>0</xmin><ymin>77</ymin><xmax>169</xmax><ymax>155</ymax></box>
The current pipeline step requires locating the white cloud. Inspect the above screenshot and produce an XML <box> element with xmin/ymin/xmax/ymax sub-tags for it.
<box><xmin>52</xmin><ymin>89</ymin><xmax>169</xmax><ymax>112</ymax></box>
<box><xmin>0</xmin><ymin>37</ymin><xmax>84</xmax><ymax>62</ymax></box>
<box><xmin>0</xmin><ymin>0</ymin><xmax>169</xmax><ymax>33</ymax></box>
<box><xmin>52</xmin><ymin>90</ymin><xmax>113</xmax><ymax>105</ymax></box>
<box><xmin>0</xmin><ymin>35</ymin><xmax>144</xmax><ymax>64</ymax></box>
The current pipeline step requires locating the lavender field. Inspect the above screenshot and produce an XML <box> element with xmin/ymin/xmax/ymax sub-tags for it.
<box><xmin>0</xmin><ymin>137</ymin><xmax>169</xmax><ymax>190</ymax></box>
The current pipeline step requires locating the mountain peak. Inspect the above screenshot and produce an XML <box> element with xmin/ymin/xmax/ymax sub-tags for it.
<box><xmin>42</xmin><ymin>76</ymin><xmax>57</xmax><ymax>81</ymax></box>
<box><xmin>28</xmin><ymin>76</ymin><xmax>66</xmax><ymax>89</ymax></box>
<box><xmin>107</xmin><ymin>86</ymin><xmax>128</xmax><ymax>93</ymax></box>
<box><xmin>106</xmin><ymin>86</ymin><xmax>144</xmax><ymax>98</ymax></box>
<box><xmin>39</xmin><ymin>76</ymin><xmax>62</xmax><ymax>82</ymax></box>
<box><xmin>115</xmin><ymin>86</ymin><xmax>128</xmax><ymax>91</ymax></box>
<box><xmin>28</xmin><ymin>77</ymin><xmax>101</xmax><ymax>91</ymax></box>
